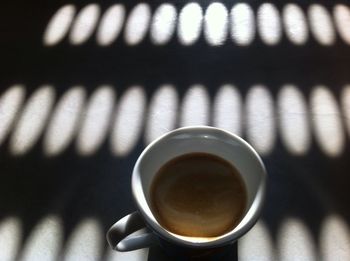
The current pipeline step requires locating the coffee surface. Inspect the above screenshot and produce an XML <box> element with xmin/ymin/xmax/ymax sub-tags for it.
<box><xmin>150</xmin><ymin>153</ymin><xmax>247</xmax><ymax>238</ymax></box>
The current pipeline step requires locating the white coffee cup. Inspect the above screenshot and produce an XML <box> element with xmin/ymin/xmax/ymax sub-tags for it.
<box><xmin>107</xmin><ymin>126</ymin><xmax>267</xmax><ymax>256</ymax></box>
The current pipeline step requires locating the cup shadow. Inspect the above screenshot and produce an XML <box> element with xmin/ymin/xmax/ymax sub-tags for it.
<box><xmin>147</xmin><ymin>243</ymin><xmax>238</xmax><ymax>261</ymax></box>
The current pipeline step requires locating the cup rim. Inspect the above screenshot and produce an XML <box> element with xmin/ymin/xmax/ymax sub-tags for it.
<box><xmin>132</xmin><ymin>126</ymin><xmax>267</xmax><ymax>248</ymax></box>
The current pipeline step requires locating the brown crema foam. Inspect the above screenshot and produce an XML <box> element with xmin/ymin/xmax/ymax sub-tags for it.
<box><xmin>150</xmin><ymin>153</ymin><xmax>247</xmax><ymax>238</ymax></box>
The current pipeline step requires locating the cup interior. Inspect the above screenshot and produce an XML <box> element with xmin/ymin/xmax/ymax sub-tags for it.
<box><xmin>132</xmin><ymin>127</ymin><xmax>266</xmax><ymax>247</ymax></box>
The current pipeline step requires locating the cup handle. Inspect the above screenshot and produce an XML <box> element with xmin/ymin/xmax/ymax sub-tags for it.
<box><xmin>107</xmin><ymin>211</ymin><xmax>158</xmax><ymax>252</ymax></box>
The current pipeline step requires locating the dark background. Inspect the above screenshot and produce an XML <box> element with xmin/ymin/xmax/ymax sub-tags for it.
<box><xmin>0</xmin><ymin>0</ymin><xmax>349</xmax><ymax>260</ymax></box>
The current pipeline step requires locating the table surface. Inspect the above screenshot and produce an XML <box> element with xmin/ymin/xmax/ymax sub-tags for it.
<box><xmin>0</xmin><ymin>0</ymin><xmax>350</xmax><ymax>260</ymax></box>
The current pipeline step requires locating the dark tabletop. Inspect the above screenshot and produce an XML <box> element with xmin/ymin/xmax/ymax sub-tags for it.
<box><xmin>0</xmin><ymin>0</ymin><xmax>349</xmax><ymax>260</ymax></box>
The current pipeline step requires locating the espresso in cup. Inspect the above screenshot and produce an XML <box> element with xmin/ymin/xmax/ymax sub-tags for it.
<box><xmin>150</xmin><ymin>152</ymin><xmax>247</xmax><ymax>238</ymax></box>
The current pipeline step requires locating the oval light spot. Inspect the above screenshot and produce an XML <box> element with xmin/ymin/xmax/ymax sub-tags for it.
<box><xmin>278</xmin><ymin>85</ymin><xmax>310</xmax><ymax>155</ymax></box>
<box><xmin>320</xmin><ymin>214</ymin><xmax>350</xmax><ymax>261</ymax></box>
<box><xmin>69</xmin><ymin>4</ymin><xmax>101</xmax><ymax>45</ymax></box>
<box><xmin>283</xmin><ymin>4</ymin><xmax>308</xmax><ymax>45</ymax></box>
<box><xmin>341</xmin><ymin>85</ymin><xmax>350</xmax><ymax>137</ymax></box>
<box><xmin>257</xmin><ymin>3</ymin><xmax>282</xmax><ymax>45</ymax></box>
<box><xmin>77</xmin><ymin>86</ymin><xmax>115</xmax><ymax>155</ymax></box>
<box><xmin>44</xmin><ymin>87</ymin><xmax>86</xmax><ymax>156</ymax></box>
<box><xmin>308</xmin><ymin>4</ymin><xmax>335</xmax><ymax>46</ymax></box>
<box><xmin>180</xmin><ymin>85</ymin><xmax>210</xmax><ymax>127</ymax></box>
<box><xmin>230</xmin><ymin>3</ymin><xmax>255</xmax><ymax>46</ymax></box>
<box><xmin>43</xmin><ymin>5</ymin><xmax>76</xmax><ymax>46</ymax></box>
<box><xmin>124</xmin><ymin>3</ymin><xmax>151</xmax><ymax>45</ymax></box>
<box><xmin>204</xmin><ymin>3</ymin><xmax>228</xmax><ymax>46</ymax></box>
<box><xmin>63</xmin><ymin>218</ymin><xmax>103</xmax><ymax>261</ymax></box>
<box><xmin>238</xmin><ymin>221</ymin><xmax>276</xmax><ymax>261</ymax></box>
<box><xmin>0</xmin><ymin>217</ymin><xmax>21</xmax><ymax>261</ymax></box>
<box><xmin>310</xmin><ymin>86</ymin><xmax>345</xmax><ymax>156</ymax></box>
<box><xmin>277</xmin><ymin>218</ymin><xmax>317</xmax><ymax>261</ymax></box>
<box><xmin>111</xmin><ymin>86</ymin><xmax>146</xmax><ymax>156</ymax></box>
<box><xmin>333</xmin><ymin>5</ymin><xmax>350</xmax><ymax>45</ymax></box>
<box><xmin>19</xmin><ymin>215</ymin><xmax>62</xmax><ymax>261</ymax></box>
<box><xmin>178</xmin><ymin>3</ymin><xmax>203</xmax><ymax>45</ymax></box>
<box><xmin>213</xmin><ymin>84</ymin><xmax>242</xmax><ymax>135</ymax></box>
<box><xmin>144</xmin><ymin>85</ymin><xmax>178</xmax><ymax>144</ymax></box>
<box><xmin>96</xmin><ymin>4</ymin><xmax>125</xmax><ymax>46</ymax></box>
<box><xmin>150</xmin><ymin>4</ymin><xmax>177</xmax><ymax>45</ymax></box>
<box><xmin>10</xmin><ymin>85</ymin><xmax>55</xmax><ymax>155</ymax></box>
<box><xmin>0</xmin><ymin>85</ymin><xmax>26</xmax><ymax>146</ymax></box>
<box><xmin>246</xmin><ymin>85</ymin><xmax>275</xmax><ymax>155</ymax></box>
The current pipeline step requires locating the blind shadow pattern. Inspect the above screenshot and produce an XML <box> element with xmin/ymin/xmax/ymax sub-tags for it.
<box><xmin>1</xmin><ymin>0</ymin><xmax>350</xmax><ymax>260</ymax></box>
<box><xmin>0</xmin><ymin>82</ymin><xmax>349</xmax><ymax>260</ymax></box>
<box><xmin>43</xmin><ymin>2</ymin><xmax>350</xmax><ymax>47</ymax></box>
<box><xmin>0</xmin><ymin>214</ymin><xmax>348</xmax><ymax>260</ymax></box>
<box><xmin>0</xmin><ymin>83</ymin><xmax>348</xmax><ymax>158</ymax></box>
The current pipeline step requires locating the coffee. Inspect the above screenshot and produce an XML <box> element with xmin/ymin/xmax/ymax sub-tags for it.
<box><xmin>150</xmin><ymin>153</ymin><xmax>247</xmax><ymax>238</ymax></box>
